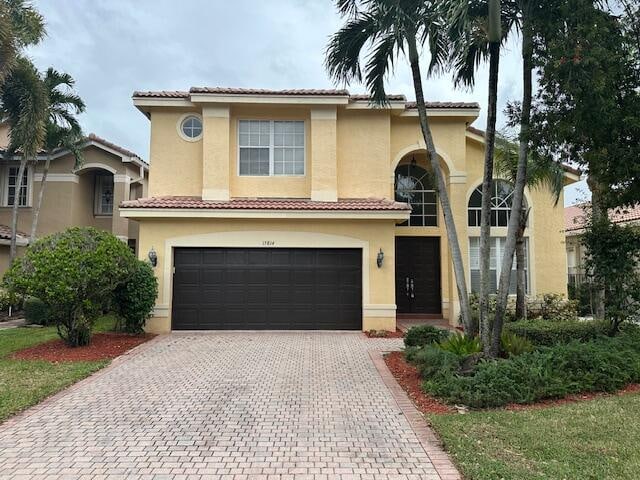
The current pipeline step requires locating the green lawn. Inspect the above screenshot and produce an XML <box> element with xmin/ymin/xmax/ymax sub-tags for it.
<box><xmin>429</xmin><ymin>392</ymin><xmax>640</xmax><ymax>480</ymax></box>
<box><xmin>0</xmin><ymin>315</ymin><xmax>116</xmax><ymax>423</ymax></box>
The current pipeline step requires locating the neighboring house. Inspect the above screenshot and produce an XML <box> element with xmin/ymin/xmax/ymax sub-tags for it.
<box><xmin>0</xmin><ymin>125</ymin><xmax>148</xmax><ymax>273</ymax></box>
<box><xmin>122</xmin><ymin>87</ymin><xmax>579</xmax><ymax>333</ymax></box>
<box><xmin>565</xmin><ymin>203</ymin><xmax>640</xmax><ymax>285</ymax></box>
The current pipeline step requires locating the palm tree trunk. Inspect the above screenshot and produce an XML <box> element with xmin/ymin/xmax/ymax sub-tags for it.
<box><xmin>587</xmin><ymin>176</ymin><xmax>606</xmax><ymax>318</ymax></box>
<box><xmin>480</xmin><ymin>39</ymin><xmax>501</xmax><ymax>352</ymax></box>
<box><xmin>490</xmin><ymin>17</ymin><xmax>533</xmax><ymax>356</ymax></box>
<box><xmin>9</xmin><ymin>156</ymin><xmax>28</xmax><ymax>260</ymax></box>
<box><xmin>406</xmin><ymin>35</ymin><xmax>472</xmax><ymax>332</ymax></box>
<box><xmin>515</xmin><ymin>208</ymin><xmax>529</xmax><ymax>319</ymax></box>
<box><xmin>30</xmin><ymin>152</ymin><xmax>51</xmax><ymax>242</ymax></box>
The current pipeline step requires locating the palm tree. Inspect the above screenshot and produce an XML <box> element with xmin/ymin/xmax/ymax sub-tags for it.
<box><xmin>325</xmin><ymin>0</ymin><xmax>474</xmax><ymax>332</ymax></box>
<box><xmin>495</xmin><ymin>133</ymin><xmax>565</xmax><ymax>319</ymax></box>
<box><xmin>30</xmin><ymin>68</ymin><xmax>85</xmax><ymax>242</ymax></box>
<box><xmin>444</xmin><ymin>0</ymin><xmax>517</xmax><ymax>348</ymax></box>
<box><xmin>0</xmin><ymin>0</ymin><xmax>45</xmax><ymax>86</ymax></box>
<box><xmin>1</xmin><ymin>57</ymin><xmax>47</xmax><ymax>259</ymax></box>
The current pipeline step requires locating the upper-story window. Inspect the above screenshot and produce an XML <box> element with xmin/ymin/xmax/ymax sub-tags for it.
<box><xmin>468</xmin><ymin>180</ymin><xmax>526</xmax><ymax>227</ymax></box>
<box><xmin>395</xmin><ymin>163</ymin><xmax>437</xmax><ymax>227</ymax></box>
<box><xmin>94</xmin><ymin>174</ymin><xmax>114</xmax><ymax>215</ymax></box>
<box><xmin>4</xmin><ymin>166</ymin><xmax>29</xmax><ymax>207</ymax></box>
<box><xmin>180</xmin><ymin>115</ymin><xmax>203</xmax><ymax>140</ymax></box>
<box><xmin>238</xmin><ymin>120</ymin><xmax>305</xmax><ymax>176</ymax></box>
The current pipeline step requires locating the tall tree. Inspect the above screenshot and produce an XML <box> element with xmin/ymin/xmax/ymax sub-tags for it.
<box><xmin>495</xmin><ymin>133</ymin><xmax>565</xmax><ymax>319</ymax></box>
<box><xmin>30</xmin><ymin>68</ymin><xmax>85</xmax><ymax>242</ymax></box>
<box><xmin>531</xmin><ymin>0</ymin><xmax>640</xmax><ymax>317</ymax></box>
<box><xmin>0</xmin><ymin>0</ymin><xmax>44</xmax><ymax>85</ymax></box>
<box><xmin>325</xmin><ymin>0</ymin><xmax>474</xmax><ymax>332</ymax></box>
<box><xmin>1</xmin><ymin>57</ymin><xmax>47</xmax><ymax>258</ymax></box>
<box><xmin>444</xmin><ymin>0</ymin><xmax>517</xmax><ymax>348</ymax></box>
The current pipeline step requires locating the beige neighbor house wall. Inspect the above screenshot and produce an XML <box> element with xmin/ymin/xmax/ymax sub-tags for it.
<box><xmin>127</xmin><ymin>90</ymin><xmax>576</xmax><ymax>333</ymax></box>
<box><xmin>0</xmin><ymin>126</ymin><xmax>148</xmax><ymax>274</ymax></box>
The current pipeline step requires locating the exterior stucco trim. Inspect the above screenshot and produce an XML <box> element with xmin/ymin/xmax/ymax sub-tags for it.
<box><xmin>121</xmin><ymin>208</ymin><xmax>410</xmax><ymax>220</ymax></box>
<box><xmin>363</xmin><ymin>304</ymin><xmax>397</xmax><ymax>317</ymax></box>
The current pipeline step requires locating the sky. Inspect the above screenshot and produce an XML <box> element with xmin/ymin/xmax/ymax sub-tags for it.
<box><xmin>28</xmin><ymin>0</ymin><xmax>587</xmax><ymax>205</ymax></box>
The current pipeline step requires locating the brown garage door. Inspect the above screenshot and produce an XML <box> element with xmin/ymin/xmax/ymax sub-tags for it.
<box><xmin>172</xmin><ymin>247</ymin><xmax>362</xmax><ymax>330</ymax></box>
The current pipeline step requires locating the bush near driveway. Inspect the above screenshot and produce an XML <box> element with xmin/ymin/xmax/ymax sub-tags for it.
<box><xmin>404</xmin><ymin>324</ymin><xmax>450</xmax><ymax>348</ymax></box>
<box><xmin>4</xmin><ymin>227</ymin><xmax>139</xmax><ymax>346</ymax></box>
<box><xmin>413</xmin><ymin>328</ymin><xmax>640</xmax><ymax>408</ymax></box>
<box><xmin>504</xmin><ymin>318</ymin><xmax>610</xmax><ymax>346</ymax></box>
<box><xmin>113</xmin><ymin>260</ymin><xmax>158</xmax><ymax>334</ymax></box>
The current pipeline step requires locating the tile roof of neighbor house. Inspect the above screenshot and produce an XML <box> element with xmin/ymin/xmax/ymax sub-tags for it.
<box><xmin>0</xmin><ymin>224</ymin><xmax>27</xmax><ymax>241</ymax></box>
<box><xmin>85</xmin><ymin>133</ymin><xmax>146</xmax><ymax>163</ymax></box>
<box><xmin>121</xmin><ymin>196</ymin><xmax>411</xmax><ymax>211</ymax></box>
<box><xmin>465</xmin><ymin>126</ymin><xmax>582</xmax><ymax>177</ymax></box>
<box><xmin>565</xmin><ymin>203</ymin><xmax>640</xmax><ymax>233</ymax></box>
<box><xmin>132</xmin><ymin>88</ymin><xmax>478</xmax><ymax>109</ymax></box>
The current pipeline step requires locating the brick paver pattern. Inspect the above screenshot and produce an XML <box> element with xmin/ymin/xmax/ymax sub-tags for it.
<box><xmin>0</xmin><ymin>332</ymin><xmax>441</xmax><ymax>479</ymax></box>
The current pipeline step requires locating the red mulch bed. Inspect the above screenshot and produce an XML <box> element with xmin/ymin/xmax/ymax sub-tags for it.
<box><xmin>384</xmin><ymin>351</ymin><xmax>453</xmax><ymax>413</ymax></box>
<box><xmin>365</xmin><ymin>328</ymin><xmax>405</xmax><ymax>338</ymax></box>
<box><xmin>385</xmin><ymin>350</ymin><xmax>640</xmax><ymax>414</ymax></box>
<box><xmin>11</xmin><ymin>333</ymin><xmax>154</xmax><ymax>362</ymax></box>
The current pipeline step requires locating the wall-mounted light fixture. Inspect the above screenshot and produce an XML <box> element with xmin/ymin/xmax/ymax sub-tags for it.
<box><xmin>148</xmin><ymin>247</ymin><xmax>158</xmax><ymax>267</ymax></box>
<box><xmin>376</xmin><ymin>248</ymin><xmax>384</xmax><ymax>268</ymax></box>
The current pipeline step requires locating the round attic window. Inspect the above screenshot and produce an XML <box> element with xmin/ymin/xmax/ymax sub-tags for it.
<box><xmin>179</xmin><ymin>115</ymin><xmax>202</xmax><ymax>140</ymax></box>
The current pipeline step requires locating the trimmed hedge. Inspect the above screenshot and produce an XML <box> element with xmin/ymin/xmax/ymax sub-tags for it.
<box><xmin>504</xmin><ymin>318</ymin><xmax>610</xmax><ymax>346</ymax></box>
<box><xmin>23</xmin><ymin>297</ymin><xmax>51</xmax><ymax>325</ymax></box>
<box><xmin>404</xmin><ymin>325</ymin><xmax>449</xmax><ymax>348</ymax></box>
<box><xmin>414</xmin><ymin>329</ymin><xmax>640</xmax><ymax>408</ymax></box>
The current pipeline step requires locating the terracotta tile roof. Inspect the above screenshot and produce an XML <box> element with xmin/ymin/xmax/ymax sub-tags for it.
<box><xmin>565</xmin><ymin>203</ymin><xmax>640</xmax><ymax>233</ymax></box>
<box><xmin>86</xmin><ymin>133</ymin><xmax>144</xmax><ymax>162</ymax></box>
<box><xmin>405</xmin><ymin>101</ymin><xmax>480</xmax><ymax>109</ymax></box>
<box><xmin>133</xmin><ymin>90</ymin><xmax>189</xmax><ymax>98</ymax></box>
<box><xmin>189</xmin><ymin>87</ymin><xmax>350</xmax><ymax>96</ymax></box>
<box><xmin>0</xmin><ymin>224</ymin><xmax>27</xmax><ymax>242</ymax></box>
<box><xmin>466</xmin><ymin>125</ymin><xmax>485</xmax><ymax>136</ymax></box>
<box><xmin>350</xmin><ymin>94</ymin><xmax>406</xmax><ymax>102</ymax></box>
<box><xmin>121</xmin><ymin>196</ymin><xmax>410</xmax><ymax>211</ymax></box>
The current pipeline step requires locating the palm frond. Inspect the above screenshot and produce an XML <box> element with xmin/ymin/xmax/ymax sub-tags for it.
<box><xmin>364</xmin><ymin>32</ymin><xmax>400</xmax><ymax>105</ymax></box>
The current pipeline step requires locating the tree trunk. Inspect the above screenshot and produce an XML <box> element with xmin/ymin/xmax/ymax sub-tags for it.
<box><xmin>406</xmin><ymin>36</ymin><xmax>472</xmax><ymax>332</ymax></box>
<box><xmin>9</xmin><ymin>156</ymin><xmax>28</xmax><ymax>260</ymax></box>
<box><xmin>480</xmin><ymin>40</ymin><xmax>501</xmax><ymax>352</ymax></box>
<box><xmin>587</xmin><ymin>176</ymin><xmax>606</xmax><ymax>318</ymax></box>
<box><xmin>490</xmin><ymin>18</ymin><xmax>533</xmax><ymax>356</ymax></box>
<box><xmin>30</xmin><ymin>152</ymin><xmax>51</xmax><ymax>243</ymax></box>
<box><xmin>515</xmin><ymin>208</ymin><xmax>529</xmax><ymax>320</ymax></box>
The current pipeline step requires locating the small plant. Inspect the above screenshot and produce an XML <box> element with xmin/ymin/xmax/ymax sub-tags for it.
<box><xmin>438</xmin><ymin>332</ymin><xmax>482</xmax><ymax>356</ymax></box>
<box><xmin>0</xmin><ymin>288</ymin><xmax>21</xmax><ymax>313</ymax></box>
<box><xmin>113</xmin><ymin>260</ymin><xmax>158</xmax><ymax>334</ymax></box>
<box><xmin>501</xmin><ymin>332</ymin><xmax>534</xmax><ymax>357</ymax></box>
<box><xmin>23</xmin><ymin>297</ymin><xmax>51</xmax><ymax>325</ymax></box>
<box><xmin>404</xmin><ymin>325</ymin><xmax>449</xmax><ymax>347</ymax></box>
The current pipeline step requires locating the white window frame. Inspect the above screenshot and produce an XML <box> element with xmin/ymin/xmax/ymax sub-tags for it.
<box><xmin>94</xmin><ymin>173</ymin><xmax>114</xmax><ymax>216</ymax></box>
<box><xmin>3</xmin><ymin>165</ymin><xmax>31</xmax><ymax>207</ymax></box>
<box><xmin>237</xmin><ymin>120</ymin><xmax>306</xmax><ymax>177</ymax></box>
<box><xmin>177</xmin><ymin>114</ymin><xmax>203</xmax><ymax>142</ymax></box>
<box><xmin>469</xmin><ymin>236</ymin><xmax>530</xmax><ymax>295</ymax></box>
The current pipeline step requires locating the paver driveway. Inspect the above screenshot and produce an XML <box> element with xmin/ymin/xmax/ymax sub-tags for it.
<box><xmin>0</xmin><ymin>332</ymin><xmax>442</xmax><ymax>479</ymax></box>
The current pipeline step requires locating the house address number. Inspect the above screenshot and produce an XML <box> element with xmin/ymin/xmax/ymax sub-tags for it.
<box><xmin>262</xmin><ymin>240</ymin><xmax>275</xmax><ymax>246</ymax></box>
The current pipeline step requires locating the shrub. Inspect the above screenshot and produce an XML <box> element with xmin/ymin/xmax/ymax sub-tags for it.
<box><xmin>504</xmin><ymin>318</ymin><xmax>610</xmax><ymax>346</ymax></box>
<box><xmin>404</xmin><ymin>325</ymin><xmax>449</xmax><ymax>348</ymax></box>
<box><xmin>23</xmin><ymin>297</ymin><xmax>51</xmax><ymax>325</ymax></box>
<box><xmin>114</xmin><ymin>260</ymin><xmax>158</xmax><ymax>334</ymax></box>
<box><xmin>4</xmin><ymin>227</ymin><xmax>136</xmax><ymax>346</ymax></box>
<box><xmin>0</xmin><ymin>288</ymin><xmax>21</xmax><ymax>312</ymax></box>
<box><xmin>420</xmin><ymin>331</ymin><xmax>640</xmax><ymax>408</ymax></box>
<box><xmin>467</xmin><ymin>292</ymin><xmax>578</xmax><ymax>323</ymax></box>
<box><xmin>438</xmin><ymin>332</ymin><xmax>482</xmax><ymax>355</ymax></box>
<box><xmin>500</xmin><ymin>332</ymin><xmax>534</xmax><ymax>357</ymax></box>
<box><xmin>410</xmin><ymin>346</ymin><xmax>462</xmax><ymax>379</ymax></box>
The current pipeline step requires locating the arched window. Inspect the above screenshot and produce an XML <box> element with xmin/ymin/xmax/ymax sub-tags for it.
<box><xmin>395</xmin><ymin>163</ymin><xmax>437</xmax><ymax>227</ymax></box>
<box><xmin>468</xmin><ymin>180</ymin><xmax>526</xmax><ymax>227</ymax></box>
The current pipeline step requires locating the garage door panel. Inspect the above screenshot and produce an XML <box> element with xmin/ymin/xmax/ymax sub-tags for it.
<box><xmin>172</xmin><ymin>248</ymin><xmax>362</xmax><ymax>330</ymax></box>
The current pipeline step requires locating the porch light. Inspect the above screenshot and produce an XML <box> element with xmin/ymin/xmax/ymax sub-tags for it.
<box><xmin>376</xmin><ymin>248</ymin><xmax>384</xmax><ymax>268</ymax></box>
<box><xmin>148</xmin><ymin>247</ymin><xmax>158</xmax><ymax>267</ymax></box>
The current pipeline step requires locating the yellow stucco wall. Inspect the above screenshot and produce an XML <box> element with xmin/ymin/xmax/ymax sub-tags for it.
<box><xmin>135</xmin><ymin>100</ymin><xmax>573</xmax><ymax>332</ymax></box>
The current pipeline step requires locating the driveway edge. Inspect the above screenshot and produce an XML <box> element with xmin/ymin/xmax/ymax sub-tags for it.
<box><xmin>0</xmin><ymin>333</ymin><xmax>168</xmax><ymax>432</ymax></box>
<box><xmin>369</xmin><ymin>350</ymin><xmax>462</xmax><ymax>480</ymax></box>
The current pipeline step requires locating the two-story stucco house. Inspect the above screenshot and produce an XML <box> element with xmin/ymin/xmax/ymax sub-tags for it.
<box><xmin>122</xmin><ymin>87</ymin><xmax>579</xmax><ymax>333</ymax></box>
<box><xmin>0</xmin><ymin>125</ymin><xmax>148</xmax><ymax>272</ymax></box>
